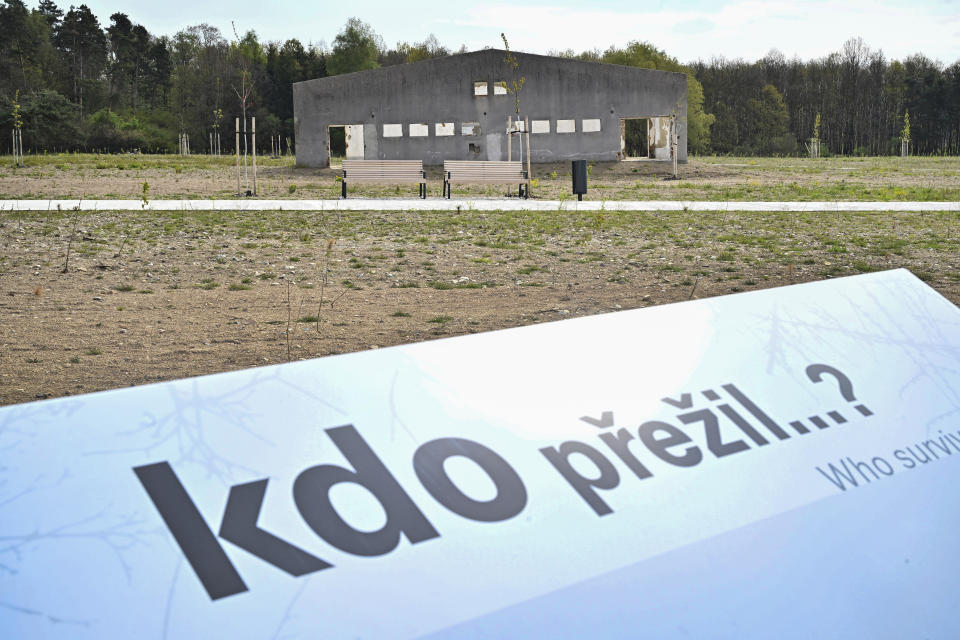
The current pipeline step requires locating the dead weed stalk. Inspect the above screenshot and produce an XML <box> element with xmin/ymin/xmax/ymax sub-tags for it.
<box><xmin>286</xmin><ymin>280</ymin><xmax>292</xmax><ymax>361</ymax></box>
<box><xmin>316</xmin><ymin>237</ymin><xmax>336</xmax><ymax>334</ymax></box>
<box><xmin>61</xmin><ymin>203</ymin><xmax>81</xmax><ymax>273</ymax></box>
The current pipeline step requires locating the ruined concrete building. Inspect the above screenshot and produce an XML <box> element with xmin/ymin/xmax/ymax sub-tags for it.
<box><xmin>293</xmin><ymin>49</ymin><xmax>687</xmax><ymax>168</ymax></box>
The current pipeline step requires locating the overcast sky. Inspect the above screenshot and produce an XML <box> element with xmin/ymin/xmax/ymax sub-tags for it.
<box><xmin>64</xmin><ymin>0</ymin><xmax>959</xmax><ymax>64</ymax></box>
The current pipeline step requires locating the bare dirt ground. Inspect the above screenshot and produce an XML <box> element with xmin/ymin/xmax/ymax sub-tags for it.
<box><xmin>1</xmin><ymin>156</ymin><xmax>958</xmax><ymax>406</ymax></box>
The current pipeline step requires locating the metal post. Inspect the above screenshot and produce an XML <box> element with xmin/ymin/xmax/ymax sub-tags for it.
<box><xmin>671</xmin><ymin>116</ymin><xmax>678</xmax><ymax>179</ymax></box>
<box><xmin>242</xmin><ymin>117</ymin><xmax>249</xmax><ymax>193</ymax></box>
<box><xmin>516</xmin><ymin>119</ymin><xmax>522</xmax><ymax>167</ymax></box>
<box><xmin>252</xmin><ymin>117</ymin><xmax>257</xmax><ymax>195</ymax></box>
<box><xmin>235</xmin><ymin>117</ymin><xmax>241</xmax><ymax>195</ymax></box>
<box><xmin>524</xmin><ymin>116</ymin><xmax>532</xmax><ymax>197</ymax></box>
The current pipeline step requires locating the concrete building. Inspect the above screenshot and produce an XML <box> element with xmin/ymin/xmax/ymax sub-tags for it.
<box><xmin>293</xmin><ymin>49</ymin><xmax>687</xmax><ymax>168</ymax></box>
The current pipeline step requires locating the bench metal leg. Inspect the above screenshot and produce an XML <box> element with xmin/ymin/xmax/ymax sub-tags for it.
<box><xmin>341</xmin><ymin>180</ymin><xmax>346</xmax><ymax>199</ymax></box>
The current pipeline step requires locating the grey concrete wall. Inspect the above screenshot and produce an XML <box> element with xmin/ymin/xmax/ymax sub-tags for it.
<box><xmin>293</xmin><ymin>49</ymin><xmax>687</xmax><ymax>168</ymax></box>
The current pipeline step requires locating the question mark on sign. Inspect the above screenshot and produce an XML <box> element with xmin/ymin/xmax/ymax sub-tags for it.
<box><xmin>805</xmin><ymin>363</ymin><xmax>873</xmax><ymax>417</ymax></box>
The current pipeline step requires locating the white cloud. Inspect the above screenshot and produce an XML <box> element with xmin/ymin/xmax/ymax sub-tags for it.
<box><xmin>444</xmin><ymin>1</ymin><xmax>960</xmax><ymax>63</ymax></box>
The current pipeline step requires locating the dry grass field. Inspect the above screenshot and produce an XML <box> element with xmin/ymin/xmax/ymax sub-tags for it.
<box><xmin>1</xmin><ymin>154</ymin><xmax>958</xmax><ymax>406</ymax></box>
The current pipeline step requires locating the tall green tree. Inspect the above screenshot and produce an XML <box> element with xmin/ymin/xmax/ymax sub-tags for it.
<box><xmin>262</xmin><ymin>37</ymin><xmax>326</xmax><ymax>142</ymax></box>
<box><xmin>708</xmin><ymin>102</ymin><xmax>738</xmax><ymax>153</ymax></box>
<box><xmin>167</xmin><ymin>24</ymin><xmax>235</xmax><ymax>146</ymax></box>
<box><xmin>380</xmin><ymin>34</ymin><xmax>450</xmax><ymax>67</ymax></box>
<box><xmin>404</xmin><ymin>34</ymin><xmax>448</xmax><ymax>64</ymax></box>
<box><xmin>327</xmin><ymin>18</ymin><xmax>381</xmax><ymax>75</ymax></box>
<box><xmin>53</xmin><ymin>3</ymin><xmax>107</xmax><ymax>117</ymax></box>
<box><xmin>144</xmin><ymin>36</ymin><xmax>172</xmax><ymax>108</ymax></box>
<box><xmin>747</xmin><ymin>84</ymin><xmax>792</xmax><ymax>154</ymax></box>
<box><xmin>36</xmin><ymin>0</ymin><xmax>60</xmax><ymax>25</ymax></box>
<box><xmin>0</xmin><ymin>0</ymin><xmax>52</xmax><ymax>92</ymax></box>
<box><xmin>30</xmin><ymin>0</ymin><xmax>62</xmax><ymax>89</ymax></box>
<box><xmin>946</xmin><ymin>62</ymin><xmax>960</xmax><ymax>153</ymax></box>
<box><xmin>106</xmin><ymin>13</ymin><xmax>154</xmax><ymax>110</ymax></box>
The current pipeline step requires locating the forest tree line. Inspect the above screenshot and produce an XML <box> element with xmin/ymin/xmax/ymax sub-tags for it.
<box><xmin>1</xmin><ymin>0</ymin><xmax>958</xmax><ymax>156</ymax></box>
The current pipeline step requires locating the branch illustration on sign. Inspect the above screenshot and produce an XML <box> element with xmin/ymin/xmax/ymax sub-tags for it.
<box><xmin>0</xmin><ymin>400</ymin><xmax>114</xmax><ymax>626</ymax></box>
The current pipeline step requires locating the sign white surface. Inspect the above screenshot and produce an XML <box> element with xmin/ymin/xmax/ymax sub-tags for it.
<box><xmin>2</xmin><ymin>269</ymin><xmax>959</xmax><ymax>638</ymax></box>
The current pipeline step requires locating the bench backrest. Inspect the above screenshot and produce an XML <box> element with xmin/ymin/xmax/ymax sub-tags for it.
<box><xmin>343</xmin><ymin>160</ymin><xmax>423</xmax><ymax>177</ymax></box>
<box><xmin>444</xmin><ymin>160</ymin><xmax>526</xmax><ymax>178</ymax></box>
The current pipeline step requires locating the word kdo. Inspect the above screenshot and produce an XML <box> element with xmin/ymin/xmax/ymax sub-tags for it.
<box><xmin>135</xmin><ymin>428</ymin><xmax>526</xmax><ymax>600</ymax></box>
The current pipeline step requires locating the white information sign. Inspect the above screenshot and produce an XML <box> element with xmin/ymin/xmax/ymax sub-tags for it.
<box><xmin>2</xmin><ymin>269</ymin><xmax>959</xmax><ymax>638</ymax></box>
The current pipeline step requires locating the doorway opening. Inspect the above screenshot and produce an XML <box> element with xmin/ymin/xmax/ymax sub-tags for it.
<box><xmin>328</xmin><ymin>126</ymin><xmax>346</xmax><ymax>166</ymax></box>
<box><xmin>620</xmin><ymin>116</ymin><xmax>672</xmax><ymax>160</ymax></box>
<box><xmin>621</xmin><ymin>118</ymin><xmax>648</xmax><ymax>159</ymax></box>
<box><xmin>326</xmin><ymin>124</ymin><xmax>364</xmax><ymax>167</ymax></box>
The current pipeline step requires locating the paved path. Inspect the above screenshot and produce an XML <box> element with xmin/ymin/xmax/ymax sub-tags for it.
<box><xmin>1</xmin><ymin>199</ymin><xmax>958</xmax><ymax>212</ymax></box>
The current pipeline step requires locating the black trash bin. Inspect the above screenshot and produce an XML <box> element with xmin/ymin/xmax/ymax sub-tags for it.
<box><xmin>572</xmin><ymin>160</ymin><xmax>587</xmax><ymax>201</ymax></box>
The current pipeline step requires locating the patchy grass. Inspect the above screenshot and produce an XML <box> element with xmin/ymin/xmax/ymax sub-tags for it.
<box><xmin>195</xmin><ymin>279</ymin><xmax>219</xmax><ymax>290</ymax></box>
<box><xmin>1</xmin><ymin>154</ymin><xmax>959</xmax><ymax>201</ymax></box>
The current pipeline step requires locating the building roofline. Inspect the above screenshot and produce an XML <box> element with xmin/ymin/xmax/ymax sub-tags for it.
<box><xmin>293</xmin><ymin>48</ymin><xmax>686</xmax><ymax>88</ymax></box>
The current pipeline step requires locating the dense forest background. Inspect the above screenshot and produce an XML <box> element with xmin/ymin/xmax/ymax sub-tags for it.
<box><xmin>1</xmin><ymin>1</ymin><xmax>958</xmax><ymax>156</ymax></box>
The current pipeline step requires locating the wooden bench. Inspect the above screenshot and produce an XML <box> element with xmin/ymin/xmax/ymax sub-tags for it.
<box><xmin>443</xmin><ymin>161</ymin><xmax>530</xmax><ymax>199</ymax></box>
<box><xmin>341</xmin><ymin>160</ymin><xmax>426</xmax><ymax>199</ymax></box>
